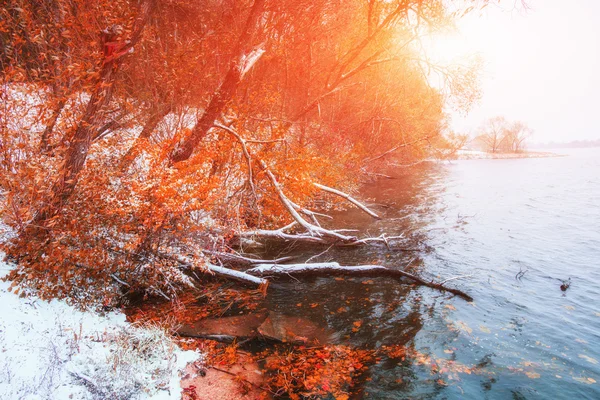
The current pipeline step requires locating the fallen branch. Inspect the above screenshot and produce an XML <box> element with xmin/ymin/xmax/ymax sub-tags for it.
<box><xmin>313</xmin><ymin>182</ymin><xmax>380</xmax><ymax>219</ymax></box>
<box><xmin>158</xmin><ymin>253</ymin><xmax>268</xmax><ymax>288</ymax></box>
<box><xmin>239</xmin><ymin>227</ymin><xmax>326</xmax><ymax>243</ymax></box>
<box><xmin>258</xmin><ymin>159</ymin><xmax>356</xmax><ymax>242</ymax></box>
<box><xmin>439</xmin><ymin>274</ymin><xmax>474</xmax><ymax>285</ymax></box>
<box><xmin>246</xmin><ymin>262</ymin><xmax>473</xmax><ymax>301</ymax></box>
<box><xmin>239</xmin><ymin>227</ymin><xmax>403</xmax><ymax>247</ymax></box>
<box><xmin>202</xmin><ymin>250</ymin><xmax>296</xmax><ymax>266</ymax></box>
<box><xmin>213</xmin><ymin>126</ymin><xmax>383</xmax><ymax>243</ymax></box>
<box><xmin>288</xmin><ymin>199</ymin><xmax>332</xmax><ymax>227</ymax></box>
<box><xmin>214</xmin><ymin>122</ymin><xmax>259</xmax><ymax>206</ymax></box>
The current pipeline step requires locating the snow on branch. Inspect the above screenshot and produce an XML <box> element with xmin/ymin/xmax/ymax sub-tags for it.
<box><xmin>159</xmin><ymin>253</ymin><xmax>268</xmax><ymax>288</ymax></box>
<box><xmin>239</xmin><ymin>46</ymin><xmax>265</xmax><ymax>79</ymax></box>
<box><xmin>312</xmin><ymin>182</ymin><xmax>380</xmax><ymax>219</ymax></box>
<box><xmin>258</xmin><ymin>159</ymin><xmax>356</xmax><ymax>242</ymax></box>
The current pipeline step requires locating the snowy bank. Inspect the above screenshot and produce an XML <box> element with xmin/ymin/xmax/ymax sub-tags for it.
<box><xmin>0</xmin><ymin>259</ymin><xmax>200</xmax><ymax>400</ymax></box>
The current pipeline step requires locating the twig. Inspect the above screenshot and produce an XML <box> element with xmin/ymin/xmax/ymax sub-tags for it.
<box><xmin>305</xmin><ymin>244</ymin><xmax>335</xmax><ymax>263</ymax></box>
<box><xmin>439</xmin><ymin>274</ymin><xmax>474</xmax><ymax>285</ymax></box>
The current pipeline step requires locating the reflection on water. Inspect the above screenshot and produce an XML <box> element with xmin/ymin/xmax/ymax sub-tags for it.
<box><xmin>256</xmin><ymin>148</ymin><xmax>600</xmax><ymax>399</ymax></box>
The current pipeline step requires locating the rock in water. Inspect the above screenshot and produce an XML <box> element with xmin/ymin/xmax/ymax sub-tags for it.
<box><xmin>177</xmin><ymin>311</ymin><xmax>268</xmax><ymax>339</ymax></box>
<box><xmin>258</xmin><ymin>313</ymin><xmax>336</xmax><ymax>344</ymax></box>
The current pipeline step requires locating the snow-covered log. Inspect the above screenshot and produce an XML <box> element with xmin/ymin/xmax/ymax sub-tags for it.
<box><xmin>246</xmin><ymin>262</ymin><xmax>473</xmax><ymax>301</ymax></box>
<box><xmin>207</xmin><ymin>263</ymin><xmax>267</xmax><ymax>286</ymax></box>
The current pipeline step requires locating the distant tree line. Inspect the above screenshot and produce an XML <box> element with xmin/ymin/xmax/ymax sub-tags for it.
<box><xmin>532</xmin><ymin>139</ymin><xmax>600</xmax><ymax>149</ymax></box>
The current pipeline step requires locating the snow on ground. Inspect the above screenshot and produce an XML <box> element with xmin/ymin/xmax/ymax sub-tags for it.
<box><xmin>0</xmin><ymin>259</ymin><xmax>200</xmax><ymax>400</ymax></box>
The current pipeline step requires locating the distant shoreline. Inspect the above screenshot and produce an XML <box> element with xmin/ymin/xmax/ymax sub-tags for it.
<box><xmin>455</xmin><ymin>149</ymin><xmax>563</xmax><ymax>160</ymax></box>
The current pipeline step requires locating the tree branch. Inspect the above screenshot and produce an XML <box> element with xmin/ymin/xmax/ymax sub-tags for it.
<box><xmin>313</xmin><ymin>182</ymin><xmax>380</xmax><ymax>219</ymax></box>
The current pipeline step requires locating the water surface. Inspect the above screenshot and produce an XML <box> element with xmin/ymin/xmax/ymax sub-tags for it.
<box><xmin>259</xmin><ymin>148</ymin><xmax>600</xmax><ymax>399</ymax></box>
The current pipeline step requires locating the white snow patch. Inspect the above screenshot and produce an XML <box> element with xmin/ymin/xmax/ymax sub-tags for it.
<box><xmin>0</xmin><ymin>260</ymin><xmax>200</xmax><ymax>400</ymax></box>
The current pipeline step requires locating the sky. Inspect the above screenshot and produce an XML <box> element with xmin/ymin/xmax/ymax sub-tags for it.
<box><xmin>430</xmin><ymin>0</ymin><xmax>600</xmax><ymax>143</ymax></box>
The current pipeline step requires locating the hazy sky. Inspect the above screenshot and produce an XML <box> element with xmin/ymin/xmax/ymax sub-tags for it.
<box><xmin>439</xmin><ymin>0</ymin><xmax>600</xmax><ymax>142</ymax></box>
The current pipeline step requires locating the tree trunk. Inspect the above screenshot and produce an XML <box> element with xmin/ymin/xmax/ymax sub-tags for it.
<box><xmin>29</xmin><ymin>0</ymin><xmax>154</xmax><ymax>231</ymax></box>
<box><xmin>31</xmin><ymin>62</ymin><xmax>117</xmax><ymax>227</ymax></box>
<box><xmin>120</xmin><ymin>104</ymin><xmax>171</xmax><ymax>169</ymax></box>
<box><xmin>39</xmin><ymin>97</ymin><xmax>67</xmax><ymax>152</ymax></box>
<box><xmin>169</xmin><ymin>0</ymin><xmax>265</xmax><ymax>163</ymax></box>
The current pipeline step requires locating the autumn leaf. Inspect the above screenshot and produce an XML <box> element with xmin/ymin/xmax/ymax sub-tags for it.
<box><xmin>525</xmin><ymin>371</ymin><xmax>540</xmax><ymax>379</ymax></box>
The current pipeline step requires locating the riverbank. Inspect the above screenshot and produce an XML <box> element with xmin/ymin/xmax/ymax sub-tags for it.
<box><xmin>0</xmin><ymin>259</ymin><xmax>200</xmax><ymax>399</ymax></box>
<box><xmin>455</xmin><ymin>149</ymin><xmax>561</xmax><ymax>160</ymax></box>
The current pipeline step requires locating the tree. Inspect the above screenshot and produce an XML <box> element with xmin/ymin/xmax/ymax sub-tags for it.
<box><xmin>474</xmin><ymin>117</ymin><xmax>533</xmax><ymax>153</ymax></box>
<box><xmin>505</xmin><ymin>121</ymin><xmax>533</xmax><ymax>152</ymax></box>
<box><xmin>0</xmin><ymin>0</ymin><xmax>486</xmax><ymax>305</ymax></box>
<box><xmin>477</xmin><ymin>116</ymin><xmax>509</xmax><ymax>153</ymax></box>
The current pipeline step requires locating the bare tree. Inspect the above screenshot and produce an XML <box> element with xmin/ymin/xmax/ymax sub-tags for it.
<box><xmin>505</xmin><ymin>121</ymin><xmax>533</xmax><ymax>152</ymax></box>
<box><xmin>478</xmin><ymin>116</ymin><xmax>509</xmax><ymax>153</ymax></box>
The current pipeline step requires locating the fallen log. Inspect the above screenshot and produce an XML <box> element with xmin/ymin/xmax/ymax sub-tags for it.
<box><xmin>158</xmin><ymin>253</ymin><xmax>472</xmax><ymax>301</ymax></box>
<box><xmin>246</xmin><ymin>262</ymin><xmax>473</xmax><ymax>302</ymax></box>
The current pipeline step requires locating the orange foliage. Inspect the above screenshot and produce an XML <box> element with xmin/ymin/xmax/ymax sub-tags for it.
<box><xmin>260</xmin><ymin>345</ymin><xmax>374</xmax><ymax>399</ymax></box>
<box><xmin>0</xmin><ymin>0</ymin><xmax>481</xmax><ymax>306</ymax></box>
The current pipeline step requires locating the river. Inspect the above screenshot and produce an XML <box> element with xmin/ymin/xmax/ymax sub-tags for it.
<box><xmin>259</xmin><ymin>148</ymin><xmax>600</xmax><ymax>399</ymax></box>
